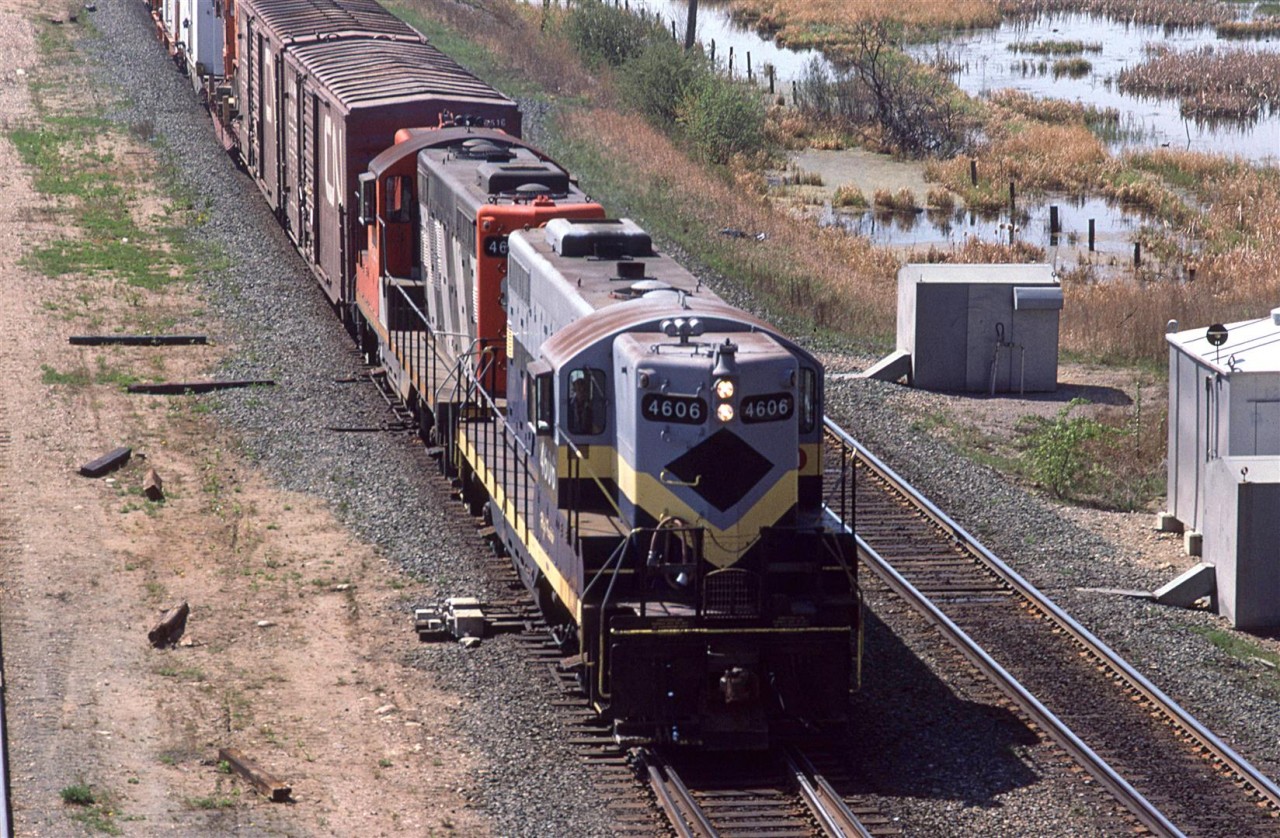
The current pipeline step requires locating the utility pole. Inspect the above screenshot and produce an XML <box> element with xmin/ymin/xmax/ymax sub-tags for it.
<box><xmin>684</xmin><ymin>0</ymin><xmax>698</xmax><ymax>50</ymax></box>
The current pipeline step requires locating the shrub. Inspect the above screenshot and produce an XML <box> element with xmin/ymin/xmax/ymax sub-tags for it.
<box><xmin>1023</xmin><ymin>399</ymin><xmax>1107</xmax><ymax>499</ymax></box>
<box><xmin>926</xmin><ymin>186</ymin><xmax>956</xmax><ymax>210</ymax></box>
<box><xmin>61</xmin><ymin>784</ymin><xmax>95</xmax><ymax>806</ymax></box>
<box><xmin>676</xmin><ymin>74</ymin><xmax>767</xmax><ymax>164</ymax></box>
<box><xmin>833</xmin><ymin>184</ymin><xmax>868</xmax><ymax>208</ymax></box>
<box><xmin>561</xmin><ymin>0</ymin><xmax>663</xmax><ymax>68</ymax></box>
<box><xmin>619</xmin><ymin>38</ymin><xmax>706</xmax><ymax>128</ymax></box>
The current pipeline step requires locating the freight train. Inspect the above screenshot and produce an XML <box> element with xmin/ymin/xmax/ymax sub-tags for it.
<box><xmin>145</xmin><ymin>0</ymin><xmax>860</xmax><ymax>749</ymax></box>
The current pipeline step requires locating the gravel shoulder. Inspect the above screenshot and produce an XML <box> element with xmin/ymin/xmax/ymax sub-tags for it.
<box><xmin>3</xmin><ymin>1</ymin><xmax>1278</xmax><ymax>837</ymax></box>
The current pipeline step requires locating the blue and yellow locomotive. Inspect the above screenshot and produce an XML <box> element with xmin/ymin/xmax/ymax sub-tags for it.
<box><xmin>448</xmin><ymin>217</ymin><xmax>859</xmax><ymax>748</ymax></box>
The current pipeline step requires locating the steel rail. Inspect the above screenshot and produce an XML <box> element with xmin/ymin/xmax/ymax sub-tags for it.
<box><xmin>782</xmin><ymin>747</ymin><xmax>874</xmax><ymax>838</ymax></box>
<box><xmin>824</xmin><ymin>417</ymin><xmax>1280</xmax><ymax>816</ymax></box>
<box><xmin>641</xmin><ymin>750</ymin><xmax>718</xmax><ymax>838</ymax></box>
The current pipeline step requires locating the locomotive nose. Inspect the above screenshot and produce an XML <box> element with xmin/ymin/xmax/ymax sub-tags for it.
<box><xmin>719</xmin><ymin>666</ymin><xmax>758</xmax><ymax>705</ymax></box>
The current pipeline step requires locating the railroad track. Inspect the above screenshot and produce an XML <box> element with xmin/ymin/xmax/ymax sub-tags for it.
<box><xmin>639</xmin><ymin>745</ymin><xmax>893</xmax><ymax>838</ymax></box>
<box><xmin>823</xmin><ymin>418</ymin><xmax>1280</xmax><ymax>837</ymax></box>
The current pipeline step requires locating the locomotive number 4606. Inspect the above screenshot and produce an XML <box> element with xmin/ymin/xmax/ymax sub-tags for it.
<box><xmin>641</xmin><ymin>393</ymin><xmax>706</xmax><ymax>425</ymax></box>
<box><xmin>741</xmin><ymin>393</ymin><xmax>794</xmax><ymax>424</ymax></box>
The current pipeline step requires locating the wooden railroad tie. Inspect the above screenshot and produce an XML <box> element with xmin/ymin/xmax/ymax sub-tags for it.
<box><xmin>69</xmin><ymin>335</ymin><xmax>208</xmax><ymax>346</ymax></box>
<box><xmin>127</xmin><ymin>380</ymin><xmax>275</xmax><ymax>395</ymax></box>
<box><xmin>78</xmin><ymin>446</ymin><xmax>131</xmax><ymax>478</ymax></box>
<box><xmin>218</xmin><ymin>747</ymin><xmax>292</xmax><ymax>803</ymax></box>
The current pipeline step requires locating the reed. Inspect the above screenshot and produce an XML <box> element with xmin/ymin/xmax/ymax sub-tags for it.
<box><xmin>872</xmin><ymin>186</ymin><xmax>919</xmax><ymax>212</ymax></box>
<box><xmin>1007</xmin><ymin>39</ymin><xmax>1102</xmax><ymax>56</ymax></box>
<box><xmin>1052</xmin><ymin>57</ymin><xmax>1092</xmax><ymax>78</ymax></box>
<box><xmin>996</xmin><ymin>0</ymin><xmax>1232</xmax><ymax>27</ymax></box>
<box><xmin>986</xmin><ymin>89</ymin><xmax>1120</xmax><ymax>133</ymax></box>
<box><xmin>1118</xmin><ymin>46</ymin><xmax>1280</xmax><ymax>123</ymax></box>
<box><xmin>1216</xmin><ymin>19</ymin><xmax>1280</xmax><ymax>40</ymax></box>
<box><xmin>833</xmin><ymin>184</ymin><xmax>870</xmax><ymax>208</ymax></box>
<box><xmin>724</xmin><ymin>0</ymin><xmax>1001</xmax><ymax>52</ymax></box>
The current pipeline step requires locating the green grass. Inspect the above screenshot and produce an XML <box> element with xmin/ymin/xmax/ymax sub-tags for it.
<box><xmin>61</xmin><ymin>783</ymin><xmax>125</xmax><ymax>835</ymax></box>
<box><xmin>41</xmin><ymin>364</ymin><xmax>91</xmax><ymax>387</ymax></box>
<box><xmin>61</xmin><ymin>784</ymin><xmax>95</xmax><ymax>806</ymax></box>
<box><xmin>12</xmin><ymin>22</ymin><xmax>219</xmax><ymax>293</ymax></box>
<box><xmin>1191</xmin><ymin>625</ymin><xmax>1280</xmax><ymax>668</ymax></box>
<box><xmin>187</xmin><ymin>795</ymin><xmax>236</xmax><ymax>810</ymax></box>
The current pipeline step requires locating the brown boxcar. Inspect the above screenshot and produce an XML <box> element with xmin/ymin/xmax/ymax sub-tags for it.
<box><xmin>233</xmin><ymin>0</ymin><xmax>521</xmax><ymax>305</ymax></box>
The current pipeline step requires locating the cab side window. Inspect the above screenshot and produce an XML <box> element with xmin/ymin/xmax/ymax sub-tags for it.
<box><xmin>529</xmin><ymin>371</ymin><xmax>553</xmax><ymax>435</ymax></box>
<box><xmin>385</xmin><ymin>175</ymin><xmax>412</xmax><ymax>224</ymax></box>
<box><xmin>799</xmin><ymin>367</ymin><xmax>817</xmax><ymax>433</ymax></box>
<box><xmin>567</xmin><ymin>368</ymin><xmax>606</xmax><ymax>436</ymax></box>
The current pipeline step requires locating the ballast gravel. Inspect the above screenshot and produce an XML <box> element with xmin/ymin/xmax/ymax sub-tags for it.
<box><xmin>81</xmin><ymin>1</ymin><xmax>1280</xmax><ymax>835</ymax></box>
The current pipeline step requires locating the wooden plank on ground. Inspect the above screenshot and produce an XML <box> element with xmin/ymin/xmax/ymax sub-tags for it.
<box><xmin>78</xmin><ymin>446</ymin><xmax>131</xmax><ymax>478</ymax></box>
<box><xmin>218</xmin><ymin>747</ymin><xmax>291</xmax><ymax>802</ymax></box>
<box><xmin>127</xmin><ymin>380</ymin><xmax>274</xmax><ymax>395</ymax></box>
<box><xmin>69</xmin><ymin>335</ymin><xmax>208</xmax><ymax>346</ymax></box>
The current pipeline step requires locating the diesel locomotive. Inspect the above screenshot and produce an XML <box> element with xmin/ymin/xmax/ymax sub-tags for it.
<box><xmin>145</xmin><ymin>0</ymin><xmax>861</xmax><ymax>749</ymax></box>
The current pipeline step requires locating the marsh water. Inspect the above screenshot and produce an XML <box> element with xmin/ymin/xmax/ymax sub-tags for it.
<box><xmin>909</xmin><ymin>13</ymin><xmax>1280</xmax><ymax>162</ymax></box>
<box><xmin>552</xmin><ymin>0</ymin><xmax>1280</xmax><ymax>251</ymax></box>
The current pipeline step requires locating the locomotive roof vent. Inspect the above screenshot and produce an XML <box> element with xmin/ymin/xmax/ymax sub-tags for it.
<box><xmin>459</xmin><ymin>139</ymin><xmax>514</xmax><ymax>162</ymax></box>
<box><xmin>479</xmin><ymin>161</ymin><xmax>570</xmax><ymax>196</ymax></box>
<box><xmin>615</xmin><ymin>261</ymin><xmax>646</xmax><ymax>281</ymax></box>
<box><xmin>547</xmin><ymin>217</ymin><xmax>654</xmax><ymax>259</ymax></box>
<box><xmin>611</xmin><ymin>278</ymin><xmax>673</xmax><ymax>300</ymax></box>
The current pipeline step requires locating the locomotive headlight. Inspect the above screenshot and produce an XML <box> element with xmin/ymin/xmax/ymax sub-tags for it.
<box><xmin>717</xmin><ymin>404</ymin><xmax>735</xmax><ymax>423</ymax></box>
<box><xmin>714</xmin><ymin>378</ymin><xmax>735</xmax><ymax>400</ymax></box>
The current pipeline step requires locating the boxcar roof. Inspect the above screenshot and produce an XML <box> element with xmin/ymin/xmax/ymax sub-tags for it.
<box><xmin>289</xmin><ymin>39</ymin><xmax>512</xmax><ymax>108</ymax></box>
<box><xmin>244</xmin><ymin>0</ymin><xmax>419</xmax><ymax>40</ymax></box>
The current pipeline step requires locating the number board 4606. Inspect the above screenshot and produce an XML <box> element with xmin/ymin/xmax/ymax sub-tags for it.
<box><xmin>741</xmin><ymin>393</ymin><xmax>794</xmax><ymax>424</ymax></box>
<box><xmin>641</xmin><ymin>393</ymin><xmax>706</xmax><ymax>425</ymax></box>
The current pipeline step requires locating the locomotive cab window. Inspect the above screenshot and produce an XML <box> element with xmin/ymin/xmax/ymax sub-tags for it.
<box><xmin>357</xmin><ymin>173</ymin><xmax>376</xmax><ymax>227</ymax></box>
<box><xmin>800</xmin><ymin>367</ymin><xmax>817</xmax><ymax>433</ymax></box>
<box><xmin>385</xmin><ymin>175</ymin><xmax>413</xmax><ymax>224</ymax></box>
<box><xmin>528</xmin><ymin>369</ymin><xmax>553</xmax><ymax>436</ymax></box>
<box><xmin>568</xmin><ymin>368</ymin><xmax>606</xmax><ymax>436</ymax></box>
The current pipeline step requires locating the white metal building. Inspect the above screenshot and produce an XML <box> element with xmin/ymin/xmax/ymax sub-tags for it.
<box><xmin>1165</xmin><ymin>311</ymin><xmax>1280</xmax><ymax>627</ymax></box>
<box><xmin>885</xmin><ymin>263</ymin><xmax>1063</xmax><ymax>393</ymax></box>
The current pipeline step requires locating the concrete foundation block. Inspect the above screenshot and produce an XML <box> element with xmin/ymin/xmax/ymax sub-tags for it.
<box><xmin>1155</xmin><ymin>511</ymin><xmax>1184</xmax><ymax>533</ymax></box>
<box><xmin>1154</xmin><ymin>561</ymin><xmax>1216</xmax><ymax>608</ymax></box>
<box><xmin>1184</xmin><ymin>530</ymin><xmax>1203</xmax><ymax>556</ymax></box>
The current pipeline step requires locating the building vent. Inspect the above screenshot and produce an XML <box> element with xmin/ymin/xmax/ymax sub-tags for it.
<box><xmin>1013</xmin><ymin>286</ymin><xmax>1064</xmax><ymax>310</ymax></box>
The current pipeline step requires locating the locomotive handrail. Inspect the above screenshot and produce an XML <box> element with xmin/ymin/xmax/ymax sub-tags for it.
<box><xmin>557</xmin><ymin>433</ymin><xmax>628</xmax><ymax>534</ymax></box>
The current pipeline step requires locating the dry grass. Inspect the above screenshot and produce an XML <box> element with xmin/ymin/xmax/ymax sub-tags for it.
<box><xmin>833</xmin><ymin>184</ymin><xmax>869</xmax><ymax>208</ymax></box>
<box><xmin>986</xmin><ymin>89</ymin><xmax>1119</xmax><ymax>131</ymax></box>
<box><xmin>872</xmin><ymin>187</ymin><xmax>918</xmax><ymax>212</ymax></box>
<box><xmin>1217</xmin><ymin>19</ymin><xmax>1280</xmax><ymax>40</ymax></box>
<box><xmin>1118</xmin><ymin>46</ymin><xmax>1280</xmax><ymax>122</ymax></box>
<box><xmin>391</xmin><ymin>0</ymin><xmax>1280</xmax><ymax>366</ymax></box>
<box><xmin>561</xmin><ymin>109</ymin><xmax>900</xmax><ymax>335</ymax></box>
<box><xmin>996</xmin><ymin>0</ymin><xmax>1231</xmax><ymax>27</ymax></box>
<box><xmin>726</xmin><ymin>0</ymin><xmax>1001</xmax><ymax>52</ymax></box>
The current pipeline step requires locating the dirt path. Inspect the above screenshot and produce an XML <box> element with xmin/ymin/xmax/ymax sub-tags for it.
<box><xmin>0</xmin><ymin>2</ymin><xmax>481</xmax><ymax>835</ymax></box>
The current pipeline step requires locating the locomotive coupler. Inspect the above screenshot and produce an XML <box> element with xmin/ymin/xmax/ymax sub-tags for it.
<box><xmin>719</xmin><ymin>666</ymin><xmax>758</xmax><ymax>705</ymax></box>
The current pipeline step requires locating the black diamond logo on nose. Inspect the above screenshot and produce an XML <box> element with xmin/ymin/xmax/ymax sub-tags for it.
<box><xmin>665</xmin><ymin>429</ymin><xmax>773</xmax><ymax>512</ymax></box>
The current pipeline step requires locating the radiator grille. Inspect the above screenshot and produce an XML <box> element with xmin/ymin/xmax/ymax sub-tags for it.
<box><xmin>702</xmin><ymin>569</ymin><xmax>760</xmax><ymax>619</ymax></box>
